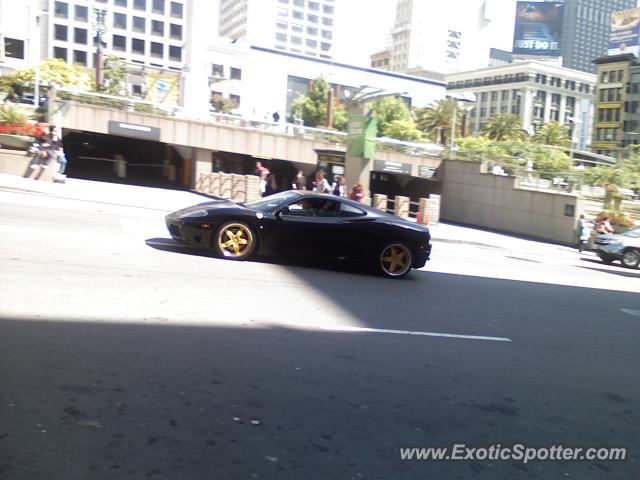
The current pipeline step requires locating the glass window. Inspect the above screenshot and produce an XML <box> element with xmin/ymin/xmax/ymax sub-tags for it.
<box><xmin>134</xmin><ymin>0</ymin><xmax>145</xmax><ymax>10</ymax></box>
<box><xmin>307</xmin><ymin>26</ymin><xmax>317</xmax><ymax>35</ymax></box>
<box><xmin>322</xmin><ymin>17</ymin><xmax>333</xmax><ymax>26</ymax></box>
<box><xmin>340</xmin><ymin>203</ymin><xmax>365</xmax><ymax>217</ymax></box>
<box><xmin>152</xmin><ymin>0</ymin><xmax>165</xmax><ymax>13</ymax></box>
<box><xmin>152</xmin><ymin>20</ymin><xmax>164</xmax><ymax>35</ymax></box>
<box><xmin>151</xmin><ymin>42</ymin><xmax>163</xmax><ymax>58</ymax></box>
<box><xmin>230</xmin><ymin>94</ymin><xmax>240</xmax><ymax>107</ymax></box>
<box><xmin>276</xmin><ymin>21</ymin><xmax>288</xmax><ymax>29</ymax></box>
<box><xmin>73</xmin><ymin>50</ymin><xmax>87</xmax><ymax>66</ymax></box>
<box><xmin>276</xmin><ymin>32</ymin><xmax>287</xmax><ymax>42</ymax></box>
<box><xmin>283</xmin><ymin>199</ymin><xmax>340</xmax><ymax>217</ymax></box>
<box><xmin>230</xmin><ymin>67</ymin><xmax>242</xmax><ymax>80</ymax></box>
<box><xmin>170</xmin><ymin>1</ymin><xmax>183</xmax><ymax>17</ymax></box>
<box><xmin>133</xmin><ymin>16</ymin><xmax>145</xmax><ymax>32</ymax></box>
<box><xmin>74</xmin><ymin>27</ymin><xmax>88</xmax><ymax>44</ymax></box>
<box><xmin>211</xmin><ymin>64</ymin><xmax>224</xmax><ymax>77</ymax></box>
<box><xmin>114</xmin><ymin>0</ymin><xmax>127</xmax><ymax>6</ymax></box>
<box><xmin>308</xmin><ymin>14</ymin><xmax>318</xmax><ymax>23</ymax></box>
<box><xmin>169</xmin><ymin>45</ymin><xmax>182</xmax><ymax>61</ymax></box>
<box><xmin>54</xmin><ymin>1</ymin><xmax>68</xmax><ymax>18</ymax></box>
<box><xmin>112</xmin><ymin>35</ymin><xmax>126</xmax><ymax>51</ymax></box>
<box><xmin>278</xmin><ymin>7</ymin><xmax>289</xmax><ymax>17</ymax></box>
<box><xmin>292</xmin><ymin>36</ymin><xmax>302</xmax><ymax>44</ymax></box>
<box><xmin>54</xmin><ymin>24</ymin><xmax>68</xmax><ymax>41</ymax></box>
<box><xmin>74</xmin><ymin>5</ymin><xmax>88</xmax><ymax>21</ymax></box>
<box><xmin>321</xmin><ymin>29</ymin><xmax>331</xmax><ymax>39</ymax></box>
<box><xmin>113</xmin><ymin>13</ymin><xmax>126</xmax><ymax>29</ymax></box>
<box><xmin>170</xmin><ymin>24</ymin><xmax>182</xmax><ymax>39</ymax></box>
<box><xmin>321</xmin><ymin>42</ymin><xmax>330</xmax><ymax>51</ymax></box>
<box><xmin>132</xmin><ymin>38</ymin><xmax>145</xmax><ymax>54</ymax></box>
<box><xmin>306</xmin><ymin>38</ymin><xmax>317</xmax><ymax>47</ymax></box>
<box><xmin>323</xmin><ymin>4</ymin><xmax>334</xmax><ymax>14</ymax></box>
<box><xmin>293</xmin><ymin>10</ymin><xmax>303</xmax><ymax>19</ymax></box>
<box><xmin>53</xmin><ymin>46</ymin><xmax>67</xmax><ymax>61</ymax></box>
<box><xmin>308</xmin><ymin>1</ymin><xmax>319</xmax><ymax>10</ymax></box>
<box><xmin>293</xmin><ymin>0</ymin><xmax>303</xmax><ymax>5</ymax></box>
<box><xmin>4</xmin><ymin>38</ymin><xmax>24</xmax><ymax>59</ymax></box>
<box><xmin>292</xmin><ymin>23</ymin><xmax>303</xmax><ymax>32</ymax></box>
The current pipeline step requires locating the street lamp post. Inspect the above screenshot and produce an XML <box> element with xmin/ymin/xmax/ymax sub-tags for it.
<box><xmin>32</xmin><ymin>9</ymin><xmax>48</xmax><ymax>107</ymax></box>
<box><xmin>93</xmin><ymin>8</ymin><xmax>107</xmax><ymax>92</ymax></box>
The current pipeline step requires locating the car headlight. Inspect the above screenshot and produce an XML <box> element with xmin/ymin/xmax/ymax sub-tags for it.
<box><xmin>183</xmin><ymin>209</ymin><xmax>208</xmax><ymax>218</ymax></box>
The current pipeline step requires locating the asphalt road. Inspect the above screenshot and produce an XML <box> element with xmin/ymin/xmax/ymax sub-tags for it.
<box><xmin>1</xmin><ymin>180</ymin><xmax>639</xmax><ymax>480</ymax></box>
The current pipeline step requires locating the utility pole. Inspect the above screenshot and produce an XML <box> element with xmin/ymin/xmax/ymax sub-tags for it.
<box><xmin>94</xmin><ymin>8</ymin><xmax>107</xmax><ymax>92</ymax></box>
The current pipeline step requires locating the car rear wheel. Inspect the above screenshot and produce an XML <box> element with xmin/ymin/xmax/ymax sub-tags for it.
<box><xmin>379</xmin><ymin>242</ymin><xmax>413</xmax><ymax>278</ymax></box>
<box><xmin>621</xmin><ymin>249</ymin><xmax>640</xmax><ymax>269</ymax></box>
<box><xmin>214</xmin><ymin>221</ymin><xmax>256</xmax><ymax>260</ymax></box>
<box><xmin>598</xmin><ymin>253</ymin><xmax>616</xmax><ymax>264</ymax></box>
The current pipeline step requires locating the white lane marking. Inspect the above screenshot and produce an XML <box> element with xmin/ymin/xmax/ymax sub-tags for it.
<box><xmin>318</xmin><ymin>325</ymin><xmax>512</xmax><ymax>342</ymax></box>
<box><xmin>621</xmin><ymin>308</ymin><xmax>640</xmax><ymax>317</ymax></box>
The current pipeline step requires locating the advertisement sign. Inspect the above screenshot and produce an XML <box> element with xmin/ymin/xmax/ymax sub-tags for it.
<box><xmin>347</xmin><ymin>115</ymin><xmax>377</xmax><ymax>159</ymax></box>
<box><xmin>108</xmin><ymin>121</ymin><xmax>161</xmax><ymax>141</ymax></box>
<box><xmin>513</xmin><ymin>1</ymin><xmax>564</xmax><ymax>56</ymax></box>
<box><xmin>608</xmin><ymin>8</ymin><xmax>640</xmax><ymax>56</ymax></box>
<box><xmin>145</xmin><ymin>72</ymin><xmax>180</xmax><ymax>106</ymax></box>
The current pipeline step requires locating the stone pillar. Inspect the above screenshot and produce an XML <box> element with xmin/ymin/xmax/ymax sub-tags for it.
<box><xmin>418</xmin><ymin>197</ymin><xmax>429</xmax><ymax>224</ymax></box>
<box><xmin>394</xmin><ymin>195</ymin><xmax>410</xmax><ymax>219</ymax></box>
<box><xmin>427</xmin><ymin>194</ymin><xmax>441</xmax><ymax>225</ymax></box>
<box><xmin>373</xmin><ymin>193</ymin><xmax>388</xmax><ymax>212</ymax></box>
<box><xmin>245</xmin><ymin>175</ymin><xmax>261</xmax><ymax>202</ymax></box>
<box><xmin>193</xmin><ymin>148</ymin><xmax>213</xmax><ymax>189</ymax></box>
<box><xmin>559</xmin><ymin>95</ymin><xmax>567</xmax><ymax>124</ymax></box>
<box><xmin>521</xmin><ymin>88</ymin><xmax>535</xmax><ymax>134</ymax></box>
<box><xmin>543</xmin><ymin>91</ymin><xmax>552</xmax><ymax>122</ymax></box>
<box><xmin>344</xmin><ymin>155</ymin><xmax>373</xmax><ymax>199</ymax></box>
<box><xmin>231</xmin><ymin>174</ymin><xmax>246</xmax><ymax>203</ymax></box>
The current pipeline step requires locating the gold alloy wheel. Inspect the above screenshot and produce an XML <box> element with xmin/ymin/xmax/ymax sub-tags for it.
<box><xmin>217</xmin><ymin>222</ymin><xmax>254</xmax><ymax>259</ymax></box>
<box><xmin>380</xmin><ymin>243</ymin><xmax>412</xmax><ymax>277</ymax></box>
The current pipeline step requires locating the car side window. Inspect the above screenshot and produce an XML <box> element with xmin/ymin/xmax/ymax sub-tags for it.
<box><xmin>283</xmin><ymin>199</ymin><xmax>340</xmax><ymax>217</ymax></box>
<box><xmin>340</xmin><ymin>203</ymin><xmax>366</xmax><ymax>217</ymax></box>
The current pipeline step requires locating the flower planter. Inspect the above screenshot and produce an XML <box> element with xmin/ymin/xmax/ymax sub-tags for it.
<box><xmin>0</xmin><ymin>133</ymin><xmax>34</xmax><ymax>150</ymax></box>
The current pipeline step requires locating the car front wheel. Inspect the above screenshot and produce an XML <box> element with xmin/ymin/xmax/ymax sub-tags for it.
<box><xmin>214</xmin><ymin>221</ymin><xmax>257</xmax><ymax>260</ymax></box>
<box><xmin>598</xmin><ymin>253</ymin><xmax>616</xmax><ymax>264</ymax></box>
<box><xmin>379</xmin><ymin>242</ymin><xmax>413</xmax><ymax>278</ymax></box>
<box><xmin>621</xmin><ymin>249</ymin><xmax>640</xmax><ymax>269</ymax></box>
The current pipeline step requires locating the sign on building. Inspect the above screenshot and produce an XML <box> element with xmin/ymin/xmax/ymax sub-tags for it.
<box><xmin>347</xmin><ymin>115</ymin><xmax>377</xmax><ymax>159</ymax></box>
<box><xmin>513</xmin><ymin>1</ymin><xmax>564</xmax><ymax>56</ymax></box>
<box><xmin>108</xmin><ymin>121</ymin><xmax>161</xmax><ymax>141</ymax></box>
<box><xmin>608</xmin><ymin>7</ymin><xmax>640</xmax><ymax>56</ymax></box>
<box><xmin>373</xmin><ymin>160</ymin><xmax>412</xmax><ymax>175</ymax></box>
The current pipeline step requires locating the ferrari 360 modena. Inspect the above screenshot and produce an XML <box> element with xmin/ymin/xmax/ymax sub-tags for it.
<box><xmin>165</xmin><ymin>191</ymin><xmax>431</xmax><ymax>278</ymax></box>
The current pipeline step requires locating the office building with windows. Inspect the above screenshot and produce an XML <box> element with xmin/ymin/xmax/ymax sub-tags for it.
<box><xmin>388</xmin><ymin>0</ymin><xmax>499</xmax><ymax>74</ymax></box>
<box><xmin>591</xmin><ymin>53</ymin><xmax>640</xmax><ymax>158</ymax></box>
<box><xmin>47</xmin><ymin>0</ymin><xmax>187</xmax><ymax>71</ymax></box>
<box><xmin>218</xmin><ymin>0</ymin><xmax>335</xmax><ymax>60</ymax></box>
<box><xmin>0</xmin><ymin>0</ymin><xmax>47</xmax><ymax>75</ymax></box>
<box><xmin>560</xmin><ymin>0</ymin><xmax>636</xmax><ymax>74</ymax></box>
<box><xmin>446</xmin><ymin>61</ymin><xmax>596</xmax><ymax>148</ymax></box>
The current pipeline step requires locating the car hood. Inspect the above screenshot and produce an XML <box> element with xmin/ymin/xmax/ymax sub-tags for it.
<box><xmin>382</xmin><ymin>214</ymin><xmax>430</xmax><ymax>234</ymax></box>
<box><xmin>167</xmin><ymin>198</ymin><xmax>239</xmax><ymax>219</ymax></box>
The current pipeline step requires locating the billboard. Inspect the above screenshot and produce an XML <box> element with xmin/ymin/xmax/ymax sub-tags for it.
<box><xmin>513</xmin><ymin>1</ymin><xmax>564</xmax><ymax>56</ymax></box>
<box><xmin>608</xmin><ymin>8</ymin><xmax>640</xmax><ymax>56</ymax></box>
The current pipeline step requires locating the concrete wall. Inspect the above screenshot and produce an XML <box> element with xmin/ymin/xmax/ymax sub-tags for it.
<box><xmin>441</xmin><ymin>159</ymin><xmax>581</xmax><ymax>245</ymax></box>
<box><xmin>0</xmin><ymin>148</ymin><xmax>56</xmax><ymax>182</ymax></box>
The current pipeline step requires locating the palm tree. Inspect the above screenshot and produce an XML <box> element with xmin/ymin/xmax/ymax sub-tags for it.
<box><xmin>414</xmin><ymin>99</ymin><xmax>462</xmax><ymax>145</ymax></box>
<box><xmin>481</xmin><ymin>113</ymin><xmax>529</xmax><ymax>141</ymax></box>
<box><xmin>533</xmin><ymin>121</ymin><xmax>571</xmax><ymax>147</ymax></box>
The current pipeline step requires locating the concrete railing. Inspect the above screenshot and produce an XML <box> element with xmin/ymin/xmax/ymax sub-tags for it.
<box><xmin>195</xmin><ymin>172</ymin><xmax>262</xmax><ymax>202</ymax></box>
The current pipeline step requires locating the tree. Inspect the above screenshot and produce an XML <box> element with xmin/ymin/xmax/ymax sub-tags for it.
<box><xmin>369</xmin><ymin>96</ymin><xmax>412</xmax><ymax>136</ymax></box>
<box><xmin>482</xmin><ymin>113</ymin><xmax>529</xmax><ymax>141</ymax></box>
<box><xmin>414</xmin><ymin>99</ymin><xmax>461</xmax><ymax>145</ymax></box>
<box><xmin>382</xmin><ymin>119</ymin><xmax>423</xmax><ymax>141</ymax></box>
<box><xmin>102</xmin><ymin>56</ymin><xmax>127</xmax><ymax>96</ymax></box>
<box><xmin>210</xmin><ymin>94</ymin><xmax>235</xmax><ymax>114</ymax></box>
<box><xmin>14</xmin><ymin>58</ymin><xmax>91</xmax><ymax>90</ymax></box>
<box><xmin>533</xmin><ymin>121</ymin><xmax>571</xmax><ymax>147</ymax></box>
<box><xmin>290</xmin><ymin>77</ymin><xmax>345</xmax><ymax>130</ymax></box>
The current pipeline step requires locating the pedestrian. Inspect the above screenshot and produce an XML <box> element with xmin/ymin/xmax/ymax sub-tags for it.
<box><xmin>350</xmin><ymin>183</ymin><xmax>365</xmax><ymax>202</ymax></box>
<box><xmin>332</xmin><ymin>175</ymin><xmax>347</xmax><ymax>197</ymax></box>
<box><xmin>576</xmin><ymin>214</ymin><xmax>591</xmax><ymax>252</ymax></box>
<box><xmin>312</xmin><ymin>170</ymin><xmax>331</xmax><ymax>194</ymax></box>
<box><xmin>255</xmin><ymin>161</ymin><xmax>270</xmax><ymax>196</ymax></box>
<box><xmin>264</xmin><ymin>173</ymin><xmax>278</xmax><ymax>197</ymax></box>
<box><xmin>525</xmin><ymin>158</ymin><xmax>534</xmax><ymax>182</ymax></box>
<box><xmin>292</xmin><ymin>170</ymin><xmax>307</xmax><ymax>190</ymax></box>
<box><xmin>272</xmin><ymin>111</ymin><xmax>280</xmax><ymax>123</ymax></box>
<box><xmin>596</xmin><ymin>215</ymin><xmax>614</xmax><ymax>235</ymax></box>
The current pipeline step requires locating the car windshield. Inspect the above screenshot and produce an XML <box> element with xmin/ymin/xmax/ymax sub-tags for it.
<box><xmin>244</xmin><ymin>191</ymin><xmax>300</xmax><ymax>212</ymax></box>
<box><xmin>621</xmin><ymin>227</ymin><xmax>640</xmax><ymax>238</ymax></box>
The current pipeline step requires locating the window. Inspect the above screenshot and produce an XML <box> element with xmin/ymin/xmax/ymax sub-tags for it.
<box><xmin>340</xmin><ymin>204</ymin><xmax>365</xmax><ymax>217</ymax></box>
<box><xmin>113</xmin><ymin>35</ymin><xmax>126</xmax><ymax>51</ymax></box>
<box><xmin>491</xmin><ymin>91</ymin><xmax>498</xmax><ymax>101</ymax></box>
<box><xmin>308</xmin><ymin>14</ymin><xmax>318</xmax><ymax>23</ymax></box>
<box><xmin>292</xmin><ymin>36</ymin><xmax>302</xmax><ymax>44</ymax></box>
<box><xmin>132</xmin><ymin>38</ymin><xmax>145</xmax><ymax>54</ymax></box>
<box><xmin>321</xmin><ymin>30</ymin><xmax>332</xmax><ymax>39</ymax></box>
<box><xmin>292</xmin><ymin>23</ymin><xmax>303</xmax><ymax>33</ymax></box>
<box><xmin>134</xmin><ymin>0</ymin><xmax>146</xmax><ymax>10</ymax></box>
<box><xmin>153</xmin><ymin>0</ymin><xmax>165</xmax><ymax>13</ymax></box>
<box><xmin>322</xmin><ymin>17</ymin><xmax>333</xmax><ymax>26</ymax></box>
<box><xmin>74</xmin><ymin>28</ymin><xmax>88</xmax><ymax>44</ymax></box>
<box><xmin>169</xmin><ymin>45</ymin><xmax>182</xmax><ymax>61</ymax></box>
<box><xmin>230</xmin><ymin>94</ymin><xmax>241</xmax><ymax>107</ymax></box>
<box><xmin>306</xmin><ymin>39</ymin><xmax>317</xmax><ymax>47</ymax></box>
<box><xmin>152</xmin><ymin>20</ymin><xmax>164</xmax><ymax>35</ymax></box>
<box><xmin>54</xmin><ymin>24</ymin><xmax>68</xmax><ymax>41</ymax></box>
<box><xmin>230</xmin><ymin>67</ymin><xmax>242</xmax><ymax>80</ymax></box>
<box><xmin>170</xmin><ymin>24</ymin><xmax>182</xmax><ymax>39</ymax></box>
<box><xmin>4</xmin><ymin>38</ymin><xmax>24</xmax><ymax>59</ymax></box>
<box><xmin>74</xmin><ymin>5</ymin><xmax>88</xmax><ymax>21</ymax></box>
<box><xmin>133</xmin><ymin>16</ymin><xmax>145</xmax><ymax>33</ymax></box>
<box><xmin>308</xmin><ymin>1</ymin><xmax>319</xmax><ymax>10</ymax></box>
<box><xmin>293</xmin><ymin>10</ymin><xmax>304</xmax><ymax>19</ymax></box>
<box><xmin>323</xmin><ymin>4</ymin><xmax>334</xmax><ymax>14</ymax></box>
<box><xmin>278</xmin><ymin>7</ymin><xmax>289</xmax><ymax>17</ymax></box>
<box><xmin>53</xmin><ymin>46</ymin><xmax>67</xmax><ymax>61</ymax></box>
<box><xmin>276</xmin><ymin>32</ymin><xmax>287</xmax><ymax>42</ymax></box>
<box><xmin>283</xmin><ymin>199</ymin><xmax>340</xmax><ymax>217</ymax></box>
<box><xmin>113</xmin><ymin>13</ymin><xmax>126</xmax><ymax>29</ymax></box>
<box><xmin>150</xmin><ymin>42</ymin><xmax>163</xmax><ymax>58</ymax></box>
<box><xmin>501</xmin><ymin>90</ymin><xmax>509</xmax><ymax>101</ymax></box>
<box><xmin>480</xmin><ymin>92</ymin><xmax>488</xmax><ymax>102</ymax></box>
<box><xmin>170</xmin><ymin>1</ymin><xmax>183</xmax><ymax>18</ymax></box>
<box><xmin>321</xmin><ymin>42</ymin><xmax>330</xmax><ymax>51</ymax></box>
<box><xmin>276</xmin><ymin>21</ymin><xmax>288</xmax><ymax>30</ymax></box>
<box><xmin>211</xmin><ymin>64</ymin><xmax>224</xmax><ymax>77</ymax></box>
<box><xmin>54</xmin><ymin>1</ymin><xmax>68</xmax><ymax>18</ymax></box>
<box><xmin>73</xmin><ymin>50</ymin><xmax>87</xmax><ymax>66</ymax></box>
<box><xmin>115</xmin><ymin>0</ymin><xmax>127</xmax><ymax>6</ymax></box>
<box><xmin>307</xmin><ymin>26</ymin><xmax>317</xmax><ymax>35</ymax></box>
<box><xmin>293</xmin><ymin>0</ymin><xmax>303</xmax><ymax>5</ymax></box>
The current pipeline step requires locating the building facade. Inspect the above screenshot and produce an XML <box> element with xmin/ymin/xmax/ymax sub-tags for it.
<box><xmin>446</xmin><ymin>61</ymin><xmax>596</xmax><ymax>148</ymax></box>
<box><xmin>370</xmin><ymin>49</ymin><xmax>391</xmax><ymax>70</ymax></box>
<box><xmin>218</xmin><ymin>0</ymin><xmax>335</xmax><ymax>60</ymax></box>
<box><xmin>560</xmin><ymin>0</ymin><xmax>636</xmax><ymax>74</ymax></box>
<box><xmin>389</xmin><ymin>0</ymin><xmax>498</xmax><ymax>74</ymax></box>
<box><xmin>0</xmin><ymin>0</ymin><xmax>47</xmax><ymax>75</ymax></box>
<box><xmin>591</xmin><ymin>53</ymin><xmax>640</xmax><ymax>158</ymax></box>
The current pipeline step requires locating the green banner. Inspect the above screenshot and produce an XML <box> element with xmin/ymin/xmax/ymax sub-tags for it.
<box><xmin>347</xmin><ymin>115</ymin><xmax>377</xmax><ymax>159</ymax></box>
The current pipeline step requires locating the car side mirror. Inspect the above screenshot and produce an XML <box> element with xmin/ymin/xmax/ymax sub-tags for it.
<box><xmin>276</xmin><ymin>206</ymin><xmax>290</xmax><ymax>219</ymax></box>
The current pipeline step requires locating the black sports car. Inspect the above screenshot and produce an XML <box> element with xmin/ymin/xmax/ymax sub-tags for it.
<box><xmin>165</xmin><ymin>191</ymin><xmax>432</xmax><ymax>278</ymax></box>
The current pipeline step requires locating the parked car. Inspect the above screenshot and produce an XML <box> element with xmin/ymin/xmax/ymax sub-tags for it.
<box><xmin>165</xmin><ymin>191</ymin><xmax>432</xmax><ymax>278</ymax></box>
<box><xmin>591</xmin><ymin>226</ymin><xmax>640</xmax><ymax>268</ymax></box>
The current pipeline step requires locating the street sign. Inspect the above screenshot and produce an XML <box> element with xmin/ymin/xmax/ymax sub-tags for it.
<box><xmin>373</xmin><ymin>160</ymin><xmax>412</xmax><ymax>175</ymax></box>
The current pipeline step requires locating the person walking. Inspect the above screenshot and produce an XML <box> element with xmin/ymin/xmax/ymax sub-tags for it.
<box><xmin>312</xmin><ymin>171</ymin><xmax>331</xmax><ymax>194</ymax></box>
<box><xmin>292</xmin><ymin>170</ymin><xmax>307</xmax><ymax>190</ymax></box>
<box><xmin>332</xmin><ymin>176</ymin><xmax>347</xmax><ymax>197</ymax></box>
<box><xmin>255</xmin><ymin>161</ymin><xmax>270</xmax><ymax>196</ymax></box>
<box><xmin>576</xmin><ymin>214</ymin><xmax>591</xmax><ymax>252</ymax></box>
<box><xmin>350</xmin><ymin>183</ymin><xmax>365</xmax><ymax>202</ymax></box>
<box><xmin>272</xmin><ymin>111</ymin><xmax>280</xmax><ymax>123</ymax></box>
<box><xmin>596</xmin><ymin>215</ymin><xmax>614</xmax><ymax>235</ymax></box>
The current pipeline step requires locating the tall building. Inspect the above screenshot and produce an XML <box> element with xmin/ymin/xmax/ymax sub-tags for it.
<box><xmin>446</xmin><ymin>61</ymin><xmax>596</xmax><ymax>146</ymax></box>
<box><xmin>591</xmin><ymin>53</ymin><xmax>640</xmax><ymax>158</ymax></box>
<box><xmin>46</xmin><ymin>0</ymin><xmax>188</xmax><ymax>71</ymax></box>
<box><xmin>218</xmin><ymin>0</ymin><xmax>336</xmax><ymax>60</ymax></box>
<box><xmin>0</xmin><ymin>0</ymin><xmax>47</xmax><ymax>75</ymax></box>
<box><xmin>561</xmin><ymin>0</ymin><xmax>636</xmax><ymax>73</ymax></box>
<box><xmin>389</xmin><ymin>0</ymin><xmax>499</xmax><ymax>74</ymax></box>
